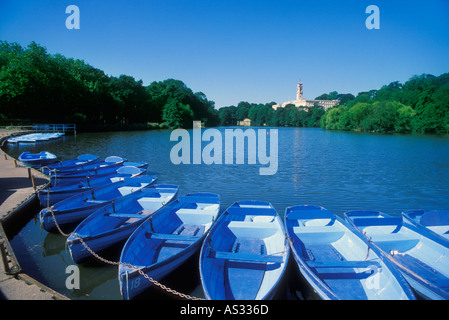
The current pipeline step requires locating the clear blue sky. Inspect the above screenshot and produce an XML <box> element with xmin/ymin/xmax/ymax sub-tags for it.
<box><xmin>1</xmin><ymin>0</ymin><xmax>448</xmax><ymax>108</ymax></box>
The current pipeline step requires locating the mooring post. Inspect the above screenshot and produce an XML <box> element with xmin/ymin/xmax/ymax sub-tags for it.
<box><xmin>31</xmin><ymin>175</ymin><xmax>36</xmax><ymax>190</ymax></box>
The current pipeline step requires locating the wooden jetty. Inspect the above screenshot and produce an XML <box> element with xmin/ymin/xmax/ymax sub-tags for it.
<box><xmin>0</xmin><ymin>130</ymin><xmax>69</xmax><ymax>300</ymax></box>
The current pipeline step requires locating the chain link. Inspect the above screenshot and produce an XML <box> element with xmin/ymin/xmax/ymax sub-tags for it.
<box><xmin>46</xmin><ymin>206</ymin><xmax>204</xmax><ymax>300</ymax></box>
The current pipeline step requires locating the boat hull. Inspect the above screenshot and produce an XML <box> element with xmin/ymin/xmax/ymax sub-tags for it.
<box><xmin>119</xmin><ymin>193</ymin><xmax>220</xmax><ymax>299</ymax></box>
<box><xmin>286</xmin><ymin>206</ymin><xmax>415</xmax><ymax>300</ymax></box>
<box><xmin>40</xmin><ymin>202</ymin><xmax>108</xmax><ymax>232</ymax></box>
<box><xmin>69</xmin><ymin>224</ymin><xmax>142</xmax><ymax>264</ymax></box>
<box><xmin>68</xmin><ymin>184</ymin><xmax>178</xmax><ymax>264</ymax></box>
<box><xmin>41</xmin><ymin>154</ymin><xmax>99</xmax><ymax>175</ymax></box>
<box><xmin>200</xmin><ymin>200</ymin><xmax>289</xmax><ymax>300</ymax></box>
<box><xmin>49</xmin><ymin>164</ymin><xmax>123</xmax><ymax>186</ymax></box>
<box><xmin>40</xmin><ymin>176</ymin><xmax>157</xmax><ymax>232</ymax></box>
<box><xmin>38</xmin><ymin>167</ymin><xmax>146</xmax><ymax>207</ymax></box>
<box><xmin>120</xmin><ymin>242</ymin><xmax>199</xmax><ymax>300</ymax></box>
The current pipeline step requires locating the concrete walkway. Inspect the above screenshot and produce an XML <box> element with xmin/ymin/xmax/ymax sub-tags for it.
<box><xmin>0</xmin><ymin>130</ymin><xmax>68</xmax><ymax>300</ymax></box>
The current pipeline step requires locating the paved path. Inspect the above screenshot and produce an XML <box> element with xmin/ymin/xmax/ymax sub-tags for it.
<box><xmin>0</xmin><ymin>130</ymin><xmax>68</xmax><ymax>300</ymax></box>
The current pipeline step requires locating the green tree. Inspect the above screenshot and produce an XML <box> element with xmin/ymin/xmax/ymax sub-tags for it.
<box><xmin>219</xmin><ymin>106</ymin><xmax>237</xmax><ymax>126</ymax></box>
<box><xmin>0</xmin><ymin>41</ymin><xmax>219</xmax><ymax>130</ymax></box>
<box><xmin>162</xmin><ymin>98</ymin><xmax>194</xmax><ymax>129</ymax></box>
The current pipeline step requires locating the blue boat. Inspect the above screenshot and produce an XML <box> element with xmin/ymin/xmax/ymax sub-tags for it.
<box><xmin>41</xmin><ymin>154</ymin><xmax>99</xmax><ymax>175</ymax></box>
<box><xmin>8</xmin><ymin>133</ymin><xmax>64</xmax><ymax>144</ymax></box>
<box><xmin>49</xmin><ymin>157</ymin><xmax>148</xmax><ymax>186</ymax></box>
<box><xmin>49</xmin><ymin>156</ymin><xmax>126</xmax><ymax>185</ymax></box>
<box><xmin>345</xmin><ymin>210</ymin><xmax>449</xmax><ymax>300</ymax></box>
<box><xmin>39</xmin><ymin>176</ymin><xmax>157</xmax><ymax>232</ymax></box>
<box><xmin>402</xmin><ymin>210</ymin><xmax>449</xmax><ymax>243</ymax></box>
<box><xmin>38</xmin><ymin>166</ymin><xmax>147</xmax><ymax>207</ymax></box>
<box><xmin>18</xmin><ymin>151</ymin><xmax>58</xmax><ymax>168</ymax></box>
<box><xmin>119</xmin><ymin>193</ymin><xmax>220</xmax><ymax>300</ymax></box>
<box><xmin>285</xmin><ymin>205</ymin><xmax>415</xmax><ymax>300</ymax></box>
<box><xmin>67</xmin><ymin>184</ymin><xmax>179</xmax><ymax>264</ymax></box>
<box><xmin>48</xmin><ymin>155</ymin><xmax>125</xmax><ymax>174</ymax></box>
<box><xmin>199</xmin><ymin>200</ymin><xmax>289</xmax><ymax>300</ymax></box>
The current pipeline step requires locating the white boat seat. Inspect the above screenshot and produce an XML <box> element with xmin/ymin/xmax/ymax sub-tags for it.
<box><xmin>118</xmin><ymin>185</ymin><xmax>148</xmax><ymax>196</ymax></box>
<box><xmin>109</xmin><ymin>213</ymin><xmax>147</xmax><ymax>219</ymax></box>
<box><xmin>148</xmin><ymin>233</ymin><xmax>200</xmax><ymax>241</ymax></box>
<box><xmin>293</xmin><ymin>226</ymin><xmax>345</xmax><ymax>243</ymax></box>
<box><xmin>175</xmin><ymin>208</ymin><xmax>217</xmax><ymax>225</ymax></box>
<box><xmin>212</xmin><ymin>251</ymin><xmax>284</xmax><ymax>264</ymax></box>
<box><xmin>307</xmin><ymin>260</ymin><xmax>382</xmax><ymax>269</ymax></box>
<box><xmin>228</xmin><ymin>221</ymin><xmax>279</xmax><ymax>239</ymax></box>
<box><xmin>85</xmin><ymin>199</ymin><xmax>108</xmax><ymax>204</ymax></box>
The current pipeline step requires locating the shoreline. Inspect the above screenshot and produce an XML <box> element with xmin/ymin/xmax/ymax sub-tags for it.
<box><xmin>0</xmin><ymin>130</ymin><xmax>69</xmax><ymax>300</ymax></box>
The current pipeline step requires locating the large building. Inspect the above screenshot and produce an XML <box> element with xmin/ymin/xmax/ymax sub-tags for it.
<box><xmin>272</xmin><ymin>82</ymin><xmax>339</xmax><ymax>111</ymax></box>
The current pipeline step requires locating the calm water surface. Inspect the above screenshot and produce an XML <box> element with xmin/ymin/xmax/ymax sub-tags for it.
<box><xmin>5</xmin><ymin>127</ymin><xmax>449</xmax><ymax>299</ymax></box>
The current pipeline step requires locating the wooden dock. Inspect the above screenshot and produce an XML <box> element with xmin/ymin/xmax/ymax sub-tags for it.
<box><xmin>0</xmin><ymin>123</ymin><xmax>76</xmax><ymax>135</ymax></box>
<box><xmin>0</xmin><ymin>130</ymin><xmax>69</xmax><ymax>300</ymax></box>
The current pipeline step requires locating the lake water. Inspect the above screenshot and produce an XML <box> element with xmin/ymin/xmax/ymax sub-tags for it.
<box><xmin>4</xmin><ymin>127</ymin><xmax>449</xmax><ymax>299</ymax></box>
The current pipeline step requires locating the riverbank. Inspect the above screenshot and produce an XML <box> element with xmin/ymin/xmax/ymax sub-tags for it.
<box><xmin>0</xmin><ymin>130</ymin><xmax>69</xmax><ymax>300</ymax></box>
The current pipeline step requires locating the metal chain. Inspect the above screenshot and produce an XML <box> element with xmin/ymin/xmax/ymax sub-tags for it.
<box><xmin>47</xmin><ymin>206</ymin><xmax>72</xmax><ymax>237</ymax></box>
<box><xmin>46</xmin><ymin>207</ymin><xmax>204</xmax><ymax>300</ymax></box>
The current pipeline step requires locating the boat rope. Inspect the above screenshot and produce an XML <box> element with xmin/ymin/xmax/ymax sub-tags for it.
<box><xmin>41</xmin><ymin>166</ymin><xmax>58</xmax><ymax>186</ymax></box>
<box><xmin>45</xmin><ymin>207</ymin><xmax>204</xmax><ymax>300</ymax></box>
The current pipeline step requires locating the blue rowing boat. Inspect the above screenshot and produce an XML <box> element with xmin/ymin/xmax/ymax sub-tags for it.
<box><xmin>119</xmin><ymin>193</ymin><xmax>220</xmax><ymax>300</ymax></box>
<box><xmin>41</xmin><ymin>154</ymin><xmax>99</xmax><ymax>175</ymax></box>
<box><xmin>8</xmin><ymin>133</ymin><xmax>64</xmax><ymax>144</ymax></box>
<box><xmin>39</xmin><ymin>176</ymin><xmax>157</xmax><ymax>233</ymax></box>
<box><xmin>402</xmin><ymin>210</ymin><xmax>449</xmax><ymax>243</ymax></box>
<box><xmin>68</xmin><ymin>184</ymin><xmax>179</xmax><ymax>264</ymax></box>
<box><xmin>49</xmin><ymin>156</ymin><xmax>127</xmax><ymax>185</ymax></box>
<box><xmin>345</xmin><ymin>210</ymin><xmax>449</xmax><ymax>300</ymax></box>
<box><xmin>38</xmin><ymin>166</ymin><xmax>147</xmax><ymax>207</ymax></box>
<box><xmin>49</xmin><ymin>157</ymin><xmax>148</xmax><ymax>186</ymax></box>
<box><xmin>200</xmin><ymin>200</ymin><xmax>289</xmax><ymax>300</ymax></box>
<box><xmin>285</xmin><ymin>205</ymin><xmax>415</xmax><ymax>300</ymax></box>
<box><xmin>50</xmin><ymin>155</ymin><xmax>126</xmax><ymax>174</ymax></box>
<box><xmin>18</xmin><ymin>151</ymin><xmax>58</xmax><ymax>168</ymax></box>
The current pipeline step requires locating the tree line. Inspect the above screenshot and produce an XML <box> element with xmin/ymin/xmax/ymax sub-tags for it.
<box><xmin>320</xmin><ymin>73</ymin><xmax>449</xmax><ymax>134</ymax></box>
<box><xmin>0</xmin><ymin>41</ymin><xmax>219</xmax><ymax>130</ymax></box>
<box><xmin>1</xmin><ymin>41</ymin><xmax>447</xmax><ymax>134</ymax></box>
<box><xmin>217</xmin><ymin>101</ymin><xmax>325</xmax><ymax>128</ymax></box>
<box><xmin>218</xmin><ymin>73</ymin><xmax>449</xmax><ymax>135</ymax></box>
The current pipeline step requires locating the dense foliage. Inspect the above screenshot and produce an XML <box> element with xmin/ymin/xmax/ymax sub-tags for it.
<box><xmin>0</xmin><ymin>41</ymin><xmax>219</xmax><ymax>130</ymax></box>
<box><xmin>218</xmin><ymin>101</ymin><xmax>325</xmax><ymax>128</ymax></box>
<box><xmin>320</xmin><ymin>74</ymin><xmax>449</xmax><ymax>134</ymax></box>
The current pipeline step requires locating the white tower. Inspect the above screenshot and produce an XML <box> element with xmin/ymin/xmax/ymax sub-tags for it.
<box><xmin>296</xmin><ymin>82</ymin><xmax>304</xmax><ymax>100</ymax></box>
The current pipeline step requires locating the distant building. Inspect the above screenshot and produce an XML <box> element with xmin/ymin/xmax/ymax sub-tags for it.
<box><xmin>237</xmin><ymin>118</ymin><xmax>251</xmax><ymax>126</ymax></box>
<box><xmin>272</xmin><ymin>82</ymin><xmax>339</xmax><ymax>111</ymax></box>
